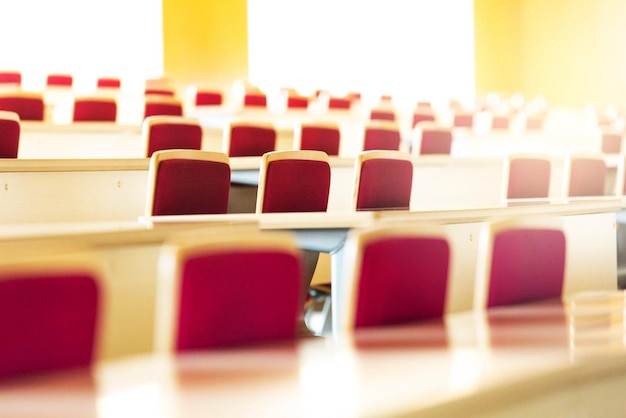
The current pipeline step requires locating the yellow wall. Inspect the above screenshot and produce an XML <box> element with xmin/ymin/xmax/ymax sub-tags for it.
<box><xmin>162</xmin><ymin>0</ymin><xmax>248</xmax><ymax>88</ymax></box>
<box><xmin>476</xmin><ymin>0</ymin><xmax>626</xmax><ymax>107</ymax></box>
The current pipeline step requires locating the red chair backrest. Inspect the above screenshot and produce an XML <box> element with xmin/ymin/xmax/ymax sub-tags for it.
<box><xmin>97</xmin><ymin>78</ymin><xmax>121</xmax><ymax>89</ymax></box>
<box><xmin>152</xmin><ymin>158</ymin><xmax>230</xmax><ymax>215</ymax></box>
<box><xmin>487</xmin><ymin>228</ymin><xmax>565</xmax><ymax>308</ymax></box>
<box><xmin>363</xmin><ymin>127</ymin><xmax>401</xmax><ymax>151</ymax></box>
<box><xmin>146</xmin><ymin>122</ymin><xmax>202</xmax><ymax>157</ymax></box>
<box><xmin>412</xmin><ymin>111</ymin><xmax>436</xmax><ymax>127</ymax></box>
<box><xmin>370</xmin><ymin>109</ymin><xmax>396</xmax><ymax>121</ymax></box>
<box><xmin>0</xmin><ymin>95</ymin><xmax>44</xmax><ymax>121</ymax></box>
<box><xmin>228</xmin><ymin>125</ymin><xmax>276</xmax><ymax>157</ymax></box>
<box><xmin>0</xmin><ymin>274</ymin><xmax>99</xmax><ymax>378</ymax></box>
<box><xmin>506</xmin><ymin>157</ymin><xmax>551</xmax><ymax>199</ymax></box>
<box><xmin>195</xmin><ymin>91</ymin><xmax>223</xmax><ymax>106</ymax></box>
<box><xmin>601</xmin><ymin>133</ymin><xmax>622</xmax><ymax>154</ymax></box>
<box><xmin>46</xmin><ymin>74</ymin><xmax>73</xmax><ymax>87</ymax></box>
<box><xmin>176</xmin><ymin>248</ymin><xmax>301</xmax><ymax>349</ymax></box>
<box><xmin>144</xmin><ymin>101</ymin><xmax>183</xmax><ymax>119</ymax></box>
<box><xmin>73</xmin><ymin>99</ymin><xmax>117</xmax><ymax>122</ymax></box>
<box><xmin>0</xmin><ymin>115</ymin><xmax>20</xmax><ymax>158</ymax></box>
<box><xmin>287</xmin><ymin>95</ymin><xmax>309</xmax><ymax>109</ymax></box>
<box><xmin>328</xmin><ymin>97</ymin><xmax>351</xmax><ymax>110</ymax></box>
<box><xmin>356</xmin><ymin>157</ymin><xmax>413</xmax><ymax>211</ymax></box>
<box><xmin>419</xmin><ymin>129</ymin><xmax>452</xmax><ymax>155</ymax></box>
<box><xmin>0</xmin><ymin>71</ymin><xmax>21</xmax><ymax>85</ymax></box>
<box><xmin>354</xmin><ymin>235</ymin><xmax>450</xmax><ymax>328</ymax></box>
<box><xmin>260</xmin><ymin>159</ymin><xmax>331</xmax><ymax>213</ymax></box>
<box><xmin>299</xmin><ymin>125</ymin><xmax>340</xmax><ymax>156</ymax></box>
<box><xmin>567</xmin><ymin>158</ymin><xmax>607</xmax><ymax>197</ymax></box>
<box><xmin>243</xmin><ymin>93</ymin><xmax>267</xmax><ymax>107</ymax></box>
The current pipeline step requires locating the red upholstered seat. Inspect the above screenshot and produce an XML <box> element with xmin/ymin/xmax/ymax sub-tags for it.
<box><xmin>146</xmin><ymin>149</ymin><xmax>230</xmax><ymax>216</ymax></box>
<box><xmin>142</xmin><ymin>115</ymin><xmax>203</xmax><ymax>157</ymax></box>
<box><xmin>353</xmin><ymin>150</ymin><xmax>413</xmax><ymax>211</ymax></box>
<box><xmin>72</xmin><ymin>97</ymin><xmax>117</xmax><ymax>122</ymax></box>
<box><xmin>195</xmin><ymin>90</ymin><xmax>223</xmax><ymax>106</ymax></box>
<box><xmin>338</xmin><ymin>226</ymin><xmax>450</xmax><ymax>330</ymax></box>
<box><xmin>491</xmin><ymin>114</ymin><xmax>511</xmax><ymax>130</ymax></box>
<box><xmin>243</xmin><ymin>92</ymin><xmax>267</xmax><ymax>108</ymax></box>
<box><xmin>475</xmin><ymin>218</ymin><xmax>566</xmax><ymax>309</ymax></box>
<box><xmin>46</xmin><ymin>74</ymin><xmax>73</xmax><ymax>87</ymax></box>
<box><xmin>412</xmin><ymin>123</ymin><xmax>452</xmax><ymax>155</ymax></box>
<box><xmin>0</xmin><ymin>111</ymin><xmax>20</xmax><ymax>158</ymax></box>
<box><xmin>370</xmin><ymin>109</ymin><xmax>396</xmax><ymax>121</ymax></box>
<box><xmin>143</xmin><ymin>98</ymin><xmax>183</xmax><ymax>120</ymax></box>
<box><xmin>453</xmin><ymin>111</ymin><xmax>474</xmax><ymax>128</ymax></box>
<box><xmin>363</xmin><ymin>123</ymin><xmax>402</xmax><ymax>151</ymax></box>
<box><xmin>287</xmin><ymin>95</ymin><xmax>310</xmax><ymax>109</ymax></box>
<box><xmin>503</xmin><ymin>154</ymin><xmax>551</xmax><ymax>199</ymax></box>
<box><xmin>564</xmin><ymin>154</ymin><xmax>607</xmax><ymax>197</ymax></box>
<box><xmin>224</xmin><ymin>122</ymin><xmax>276</xmax><ymax>157</ymax></box>
<box><xmin>295</xmin><ymin>123</ymin><xmax>341</xmax><ymax>156</ymax></box>
<box><xmin>0</xmin><ymin>71</ymin><xmax>21</xmax><ymax>86</ymax></box>
<box><xmin>412</xmin><ymin>109</ymin><xmax>436</xmax><ymax>127</ymax></box>
<box><xmin>0</xmin><ymin>92</ymin><xmax>45</xmax><ymax>121</ymax></box>
<box><xmin>97</xmin><ymin>77</ymin><xmax>121</xmax><ymax>89</ymax></box>
<box><xmin>154</xmin><ymin>228</ymin><xmax>302</xmax><ymax>350</ymax></box>
<box><xmin>256</xmin><ymin>150</ymin><xmax>331</xmax><ymax>213</ymax></box>
<box><xmin>0</xmin><ymin>253</ymin><xmax>101</xmax><ymax>378</ymax></box>
<box><xmin>328</xmin><ymin>97</ymin><xmax>352</xmax><ymax>110</ymax></box>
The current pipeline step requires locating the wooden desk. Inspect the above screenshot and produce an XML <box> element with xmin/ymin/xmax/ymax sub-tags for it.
<box><xmin>2</xmin><ymin>297</ymin><xmax>626</xmax><ymax>417</ymax></box>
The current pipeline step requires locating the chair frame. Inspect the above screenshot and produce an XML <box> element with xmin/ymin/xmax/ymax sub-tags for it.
<box><xmin>256</xmin><ymin>149</ymin><xmax>330</xmax><ymax>213</ymax></box>
<box><xmin>473</xmin><ymin>217</ymin><xmax>566</xmax><ymax>310</ymax></box>
<box><xmin>352</xmin><ymin>150</ymin><xmax>414</xmax><ymax>211</ymax></box>
<box><xmin>142</xmin><ymin>115</ymin><xmax>203</xmax><ymax>157</ymax></box>
<box><xmin>154</xmin><ymin>226</ymin><xmax>302</xmax><ymax>352</ymax></box>
<box><xmin>144</xmin><ymin>149</ymin><xmax>231</xmax><ymax>217</ymax></box>
<box><xmin>336</xmin><ymin>224</ymin><xmax>451</xmax><ymax>334</ymax></box>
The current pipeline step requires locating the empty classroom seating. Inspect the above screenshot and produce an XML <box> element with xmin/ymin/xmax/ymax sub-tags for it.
<box><xmin>562</xmin><ymin>154</ymin><xmax>607</xmax><ymax>197</ymax></box>
<box><xmin>46</xmin><ymin>73</ymin><xmax>73</xmax><ymax>88</ymax></box>
<box><xmin>0</xmin><ymin>71</ymin><xmax>21</xmax><ymax>87</ymax></box>
<box><xmin>411</xmin><ymin>123</ymin><xmax>453</xmax><ymax>155</ymax></box>
<box><xmin>223</xmin><ymin>121</ymin><xmax>276</xmax><ymax>157</ymax></box>
<box><xmin>293</xmin><ymin>122</ymin><xmax>341</xmax><ymax>156</ymax></box>
<box><xmin>502</xmin><ymin>154</ymin><xmax>551</xmax><ymax>199</ymax></box>
<box><xmin>0</xmin><ymin>92</ymin><xmax>45</xmax><ymax>121</ymax></box>
<box><xmin>143</xmin><ymin>97</ymin><xmax>184</xmax><ymax>119</ymax></box>
<box><xmin>72</xmin><ymin>97</ymin><xmax>118</xmax><ymax>122</ymax></box>
<box><xmin>145</xmin><ymin>149</ymin><xmax>231</xmax><ymax>216</ymax></box>
<box><xmin>154</xmin><ymin>227</ymin><xmax>302</xmax><ymax>350</ymax></box>
<box><xmin>97</xmin><ymin>77</ymin><xmax>122</xmax><ymax>89</ymax></box>
<box><xmin>362</xmin><ymin>122</ymin><xmax>402</xmax><ymax>151</ymax></box>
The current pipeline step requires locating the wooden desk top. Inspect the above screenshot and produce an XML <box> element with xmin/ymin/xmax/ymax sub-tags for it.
<box><xmin>1</xmin><ymin>295</ymin><xmax>626</xmax><ymax>417</ymax></box>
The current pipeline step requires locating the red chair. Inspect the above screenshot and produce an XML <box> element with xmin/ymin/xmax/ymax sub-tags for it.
<box><xmin>145</xmin><ymin>149</ymin><xmax>230</xmax><ymax>216</ymax></box>
<box><xmin>143</xmin><ymin>97</ymin><xmax>183</xmax><ymax>119</ymax></box>
<box><xmin>72</xmin><ymin>97</ymin><xmax>117</xmax><ymax>122</ymax></box>
<box><xmin>369</xmin><ymin>108</ymin><xmax>396</xmax><ymax>122</ymax></box>
<box><xmin>453</xmin><ymin>111</ymin><xmax>474</xmax><ymax>128</ymax></box>
<box><xmin>223</xmin><ymin>122</ymin><xmax>276</xmax><ymax>157</ymax></box>
<box><xmin>502</xmin><ymin>154</ymin><xmax>551</xmax><ymax>199</ymax></box>
<box><xmin>563</xmin><ymin>154</ymin><xmax>607</xmax><ymax>197</ymax></box>
<box><xmin>474</xmin><ymin>217</ymin><xmax>566</xmax><ymax>309</ymax></box>
<box><xmin>194</xmin><ymin>89</ymin><xmax>223</xmax><ymax>106</ymax></box>
<box><xmin>0</xmin><ymin>71</ymin><xmax>21</xmax><ymax>87</ymax></box>
<box><xmin>256</xmin><ymin>150</ymin><xmax>331</xmax><ymax>214</ymax></box>
<box><xmin>337</xmin><ymin>225</ymin><xmax>450</xmax><ymax>331</ymax></box>
<box><xmin>145</xmin><ymin>87</ymin><xmax>175</xmax><ymax>96</ymax></box>
<box><xmin>286</xmin><ymin>94</ymin><xmax>310</xmax><ymax>109</ymax></box>
<box><xmin>97</xmin><ymin>77</ymin><xmax>121</xmax><ymax>89</ymax></box>
<box><xmin>243</xmin><ymin>91</ymin><xmax>267</xmax><ymax>108</ymax></box>
<box><xmin>0</xmin><ymin>252</ymin><xmax>102</xmax><ymax>378</ymax></box>
<box><xmin>0</xmin><ymin>111</ymin><xmax>20</xmax><ymax>158</ymax></box>
<box><xmin>353</xmin><ymin>150</ymin><xmax>413</xmax><ymax>211</ymax></box>
<box><xmin>154</xmin><ymin>227</ymin><xmax>302</xmax><ymax>350</ymax></box>
<box><xmin>46</xmin><ymin>74</ymin><xmax>73</xmax><ymax>88</ymax></box>
<box><xmin>142</xmin><ymin>115</ymin><xmax>203</xmax><ymax>157</ymax></box>
<box><xmin>411</xmin><ymin>123</ymin><xmax>453</xmax><ymax>155</ymax></box>
<box><xmin>328</xmin><ymin>97</ymin><xmax>352</xmax><ymax>110</ymax></box>
<box><xmin>362</xmin><ymin>122</ymin><xmax>402</xmax><ymax>151</ymax></box>
<box><xmin>0</xmin><ymin>92</ymin><xmax>45</xmax><ymax>121</ymax></box>
<box><xmin>412</xmin><ymin>109</ymin><xmax>436</xmax><ymax>128</ymax></box>
<box><xmin>491</xmin><ymin>114</ymin><xmax>511</xmax><ymax>130</ymax></box>
<box><xmin>294</xmin><ymin>122</ymin><xmax>341</xmax><ymax>156</ymax></box>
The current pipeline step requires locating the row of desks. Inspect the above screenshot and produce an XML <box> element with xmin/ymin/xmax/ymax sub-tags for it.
<box><xmin>2</xmin><ymin>296</ymin><xmax>626</xmax><ymax>417</ymax></box>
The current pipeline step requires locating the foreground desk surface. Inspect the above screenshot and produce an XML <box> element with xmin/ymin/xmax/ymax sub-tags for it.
<box><xmin>2</xmin><ymin>297</ymin><xmax>626</xmax><ymax>418</ymax></box>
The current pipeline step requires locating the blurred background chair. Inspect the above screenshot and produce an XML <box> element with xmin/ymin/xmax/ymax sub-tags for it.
<box><xmin>223</xmin><ymin>121</ymin><xmax>276</xmax><ymax>157</ymax></box>
<box><xmin>563</xmin><ymin>154</ymin><xmax>607</xmax><ymax>197</ymax></box>
<box><xmin>0</xmin><ymin>71</ymin><xmax>21</xmax><ymax>88</ymax></box>
<box><xmin>0</xmin><ymin>251</ymin><xmax>103</xmax><ymax>378</ymax></box>
<box><xmin>72</xmin><ymin>97</ymin><xmax>117</xmax><ymax>122</ymax></box>
<box><xmin>352</xmin><ymin>150</ymin><xmax>413</xmax><ymax>211</ymax></box>
<box><xmin>286</xmin><ymin>94</ymin><xmax>310</xmax><ymax>109</ymax></box>
<box><xmin>243</xmin><ymin>90</ymin><xmax>267</xmax><ymax>108</ymax></box>
<box><xmin>335</xmin><ymin>225</ymin><xmax>450</xmax><ymax>332</ymax></box>
<box><xmin>362</xmin><ymin>122</ymin><xmax>402</xmax><ymax>151</ymax></box>
<box><xmin>502</xmin><ymin>154</ymin><xmax>551</xmax><ymax>199</ymax></box>
<box><xmin>369</xmin><ymin>108</ymin><xmax>396</xmax><ymax>122</ymax></box>
<box><xmin>142</xmin><ymin>115</ymin><xmax>203</xmax><ymax>157</ymax></box>
<box><xmin>154</xmin><ymin>227</ymin><xmax>302</xmax><ymax>351</ymax></box>
<box><xmin>194</xmin><ymin>88</ymin><xmax>223</xmax><ymax>106</ymax></box>
<box><xmin>293</xmin><ymin>122</ymin><xmax>341</xmax><ymax>156</ymax></box>
<box><xmin>256</xmin><ymin>150</ymin><xmax>331</xmax><ymax>214</ymax></box>
<box><xmin>474</xmin><ymin>217</ymin><xmax>566</xmax><ymax>309</ymax></box>
<box><xmin>145</xmin><ymin>149</ymin><xmax>230</xmax><ymax>216</ymax></box>
<box><xmin>46</xmin><ymin>74</ymin><xmax>73</xmax><ymax>88</ymax></box>
<box><xmin>453</xmin><ymin>110</ymin><xmax>474</xmax><ymax>128</ymax></box>
<box><xmin>143</xmin><ymin>97</ymin><xmax>183</xmax><ymax>119</ymax></box>
<box><xmin>0</xmin><ymin>92</ymin><xmax>45</xmax><ymax>121</ymax></box>
<box><xmin>412</xmin><ymin>108</ymin><xmax>436</xmax><ymax>128</ymax></box>
<box><xmin>0</xmin><ymin>110</ymin><xmax>20</xmax><ymax>158</ymax></box>
<box><xmin>411</xmin><ymin>122</ymin><xmax>453</xmax><ymax>156</ymax></box>
<box><xmin>600</xmin><ymin>131</ymin><xmax>623</xmax><ymax>154</ymax></box>
<box><xmin>96</xmin><ymin>77</ymin><xmax>121</xmax><ymax>90</ymax></box>
<box><xmin>328</xmin><ymin>96</ymin><xmax>352</xmax><ymax>110</ymax></box>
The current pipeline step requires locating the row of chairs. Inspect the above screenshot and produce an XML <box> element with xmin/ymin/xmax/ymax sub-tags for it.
<box><xmin>0</xmin><ymin>215</ymin><xmax>567</xmax><ymax>378</ymax></box>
